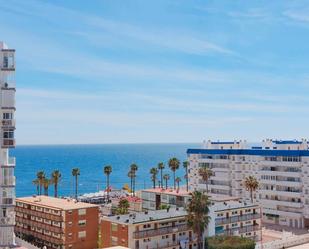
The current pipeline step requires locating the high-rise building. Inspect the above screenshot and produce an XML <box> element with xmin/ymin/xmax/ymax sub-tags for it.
<box><xmin>0</xmin><ymin>41</ymin><xmax>16</xmax><ymax>249</ymax></box>
<box><xmin>187</xmin><ymin>139</ymin><xmax>309</xmax><ymax>229</ymax></box>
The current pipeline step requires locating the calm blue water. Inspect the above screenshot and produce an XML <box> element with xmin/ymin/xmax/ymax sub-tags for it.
<box><xmin>11</xmin><ymin>143</ymin><xmax>199</xmax><ymax>197</ymax></box>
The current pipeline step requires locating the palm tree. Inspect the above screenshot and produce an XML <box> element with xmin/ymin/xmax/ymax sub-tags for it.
<box><xmin>127</xmin><ymin>170</ymin><xmax>135</xmax><ymax>194</ymax></box>
<box><xmin>183</xmin><ymin>161</ymin><xmax>189</xmax><ymax>192</ymax></box>
<box><xmin>157</xmin><ymin>162</ymin><xmax>165</xmax><ymax>188</ymax></box>
<box><xmin>163</xmin><ymin>174</ymin><xmax>170</xmax><ymax>189</ymax></box>
<box><xmin>36</xmin><ymin>171</ymin><xmax>45</xmax><ymax>195</ymax></box>
<box><xmin>130</xmin><ymin>163</ymin><xmax>138</xmax><ymax>196</ymax></box>
<box><xmin>187</xmin><ymin>191</ymin><xmax>211</xmax><ymax>249</ymax></box>
<box><xmin>150</xmin><ymin>167</ymin><xmax>158</xmax><ymax>189</ymax></box>
<box><xmin>72</xmin><ymin>168</ymin><xmax>80</xmax><ymax>199</ymax></box>
<box><xmin>198</xmin><ymin>166</ymin><xmax>212</xmax><ymax>193</ymax></box>
<box><xmin>32</xmin><ymin>179</ymin><xmax>40</xmax><ymax>195</ymax></box>
<box><xmin>104</xmin><ymin>165</ymin><xmax>112</xmax><ymax>202</ymax></box>
<box><xmin>51</xmin><ymin>170</ymin><xmax>61</xmax><ymax>198</ymax></box>
<box><xmin>42</xmin><ymin>177</ymin><xmax>51</xmax><ymax>196</ymax></box>
<box><xmin>244</xmin><ymin>175</ymin><xmax>259</xmax><ymax>203</ymax></box>
<box><xmin>168</xmin><ymin>158</ymin><xmax>180</xmax><ymax>190</ymax></box>
<box><xmin>175</xmin><ymin>177</ymin><xmax>181</xmax><ymax>192</ymax></box>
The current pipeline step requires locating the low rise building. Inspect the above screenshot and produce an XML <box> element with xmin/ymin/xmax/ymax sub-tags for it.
<box><xmin>208</xmin><ymin>201</ymin><xmax>261</xmax><ymax>241</ymax></box>
<box><xmin>141</xmin><ymin>188</ymin><xmax>239</xmax><ymax>211</ymax></box>
<box><xmin>100</xmin><ymin>208</ymin><xmax>197</xmax><ymax>249</ymax></box>
<box><xmin>15</xmin><ymin>196</ymin><xmax>99</xmax><ymax>249</ymax></box>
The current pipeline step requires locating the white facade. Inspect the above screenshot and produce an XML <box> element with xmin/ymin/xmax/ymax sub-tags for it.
<box><xmin>0</xmin><ymin>42</ymin><xmax>16</xmax><ymax>249</ymax></box>
<box><xmin>188</xmin><ymin>139</ymin><xmax>309</xmax><ymax>229</ymax></box>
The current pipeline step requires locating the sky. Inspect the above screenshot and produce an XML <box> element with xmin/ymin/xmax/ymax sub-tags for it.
<box><xmin>1</xmin><ymin>0</ymin><xmax>309</xmax><ymax>145</ymax></box>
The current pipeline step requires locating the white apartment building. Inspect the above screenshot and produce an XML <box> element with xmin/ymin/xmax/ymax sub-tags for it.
<box><xmin>0</xmin><ymin>41</ymin><xmax>16</xmax><ymax>248</ymax></box>
<box><xmin>187</xmin><ymin>139</ymin><xmax>309</xmax><ymax>229</ymax></box>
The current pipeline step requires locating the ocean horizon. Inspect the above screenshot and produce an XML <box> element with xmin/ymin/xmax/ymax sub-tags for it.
<box><xmin>12</xmin><ymin>143</ymin><xmax>200</xmax><ymax>197</ymax></box>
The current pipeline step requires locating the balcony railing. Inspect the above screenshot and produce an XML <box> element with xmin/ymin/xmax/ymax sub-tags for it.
<box><xmin>216</xmin><ymin>224</ymin><xmax>260</xmax><ymax>236</ymax></box>
<box><xmin>2</xmin><ymin>138</ymin><xmax>15</xmax><ymax>148</ymax></box>
<box><xmin>1</xmin><ymin>176</ymin><xmax>15</xmax><ymax>186</ymax></box>
<box><xmin>215</xmin><ymin>213</ymin><xmax>260</xmax><ymax>226</ymax></box>
<box><xmin>1</xmin><ymin>119</ymin><xmax>15</xmax><ymax>127</ymax></box>
<box><xmin>133</xmin><ymin>224</ymin><xmax>189</xmax><ymax>239</ymax></box>
<box><xmin>151</xmin><ymin>238</ymin><xmax>196</xmax><ymax>249</ymax></box>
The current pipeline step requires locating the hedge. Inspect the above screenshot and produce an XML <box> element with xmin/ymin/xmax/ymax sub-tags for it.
<box><xmin>206</xmin><ymin>235</ymin><xmax>256</xmax><ymax>249</ymax></box>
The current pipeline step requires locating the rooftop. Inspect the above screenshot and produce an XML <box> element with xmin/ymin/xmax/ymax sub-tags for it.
<box><xmin>17</xmin><ymin>196</ymin><xmax>99</xmax><ymax>210</ymax></box>
<box><xmin>142</xmin><ymin>187</ymin><xmax>191</xmax><ymax>197</ymax></box>
<box><xmin>141</xmin><ymin>188</ymin><xmax>239</xmax><ymax>202</ymax></box>
<box><xmin>211</xmin><ymin>200</ymin><xmax>259</xmax><ymax>212</ymax></box>
<box><xmin>103</xmin><ymin>207</ymin><xmax>187</xmax><ymax>224</ymax></box>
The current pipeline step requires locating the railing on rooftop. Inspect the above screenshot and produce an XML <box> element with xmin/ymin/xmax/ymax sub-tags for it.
<box><xmin>133</xmin><ymin>224</ymin><xmax>189</xmax><ymax>239</ymax></box>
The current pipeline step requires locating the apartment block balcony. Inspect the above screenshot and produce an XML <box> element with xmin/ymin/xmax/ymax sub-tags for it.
<box><xmin>0</xmin><ymin>197</ymin><xmax>14</xmax><ymax>206</ymax></box>
<box><xmin>15</xmin><ymin>207</ymin><xmax>63</xmax><ymax>222</ymax></box>
<box><xmin>151</xmin><ymin>238</ymin><xmax>196</xmax><ymax>249</ymax></box>
<box><xmin>1</xmin><ymin>176</ymin><xmax>15</xmax><ymax>187</ymax></box>
<box><xmin>133</xmin><ymin>224</ymin><xmax>189</xmax><ymax>239</ymax></box>
<box><xmin>260</xmin><ymin>189</ymin><xmax>302</xmax><ymax>198</ymax></box>
<box><xmin>259</xmin><ymin>170</ymin><xmax>301</xmax><ymax>178</ymax></box>
<box><xmin>2</xmin><ymin>138</ymin><xmax>15</xmax><ymax>148</ymax></box>
<box><xmin>216</xmin><ymin>224</ymin><xmax>260</xmax><ymax>236</ymax></box>
<box><xmin>261</xmin><ymin>160</ymin><xmax>301</xmax><ymax>167</ymax></box>
<box><xmin>15</xmin><ymin>226</ymin><xmax>63</xmax><ymax>245</ymax></box>
<box><xmin>263</xmin><ymin>207</ymin><xmax>302</xmax><ymax>218</ymax></box>
<box><xmin>15</xmin><ymin>216</ymin><xmax>64</xmax><ymax>233</ymax></box>
<box><xmin>215</xmin><ymin>213</ymin><xmax>261</xmax><ymax>226</ymax></box>
<box><xmin>262</xmin><ymin>199</ymin><xmax>303</xmax><ymax>208</ymax></box>
<box><xmin>0</xmin><ymin>216</ymin><xmax>15</xmax><ymax>226</ymax></box>
<box><xmin>260</xmin><ymin>179</ymin><xmax>302</xmax><ymax>188</ymax></box>
<box><xmin>1</xmin><ymin>119</ymin><xmax>15</xmax><ymax>128</ymax></box>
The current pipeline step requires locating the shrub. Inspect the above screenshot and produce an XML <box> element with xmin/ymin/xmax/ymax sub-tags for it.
<box><xmin>206</xmin><ymin>236</ymin><xmax>256</xmax><ymax>249</ymax></box>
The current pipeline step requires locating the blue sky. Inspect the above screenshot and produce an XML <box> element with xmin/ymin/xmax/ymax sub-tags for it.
<box><xmin>1</xmin><ymin>0</ymin><xmax>309</xmax><ymax>144</ymax></box>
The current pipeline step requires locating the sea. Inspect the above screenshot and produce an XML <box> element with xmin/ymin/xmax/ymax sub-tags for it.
<box><xmin>11</xmin><ymin>143</ymin><xmax>200</xmax><ymax>198</ymax></box>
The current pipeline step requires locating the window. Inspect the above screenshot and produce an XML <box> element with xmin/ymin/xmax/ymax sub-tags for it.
<box><xmin>111</xmin><ymin>236</ymin><xmax>118</xmax><ymax>246</ymax></box>
<box><xmin>78</xmin><ymin>220</ymin><xmax>86</xmax><ymax>226</ymax></box>
<box><xmin>111</xmin><ymin>223</ymin><xmax>118</xmax><ymax>232</ymax></box>
<box><xmin>78</xmin><ymin>231</ymin><xmax>86</xmax><ymax>238</ymax></box>
<box><xmin>78</xmin><ymin>209</ymin><xmax>86</xmax><ymax>215</ymax></box>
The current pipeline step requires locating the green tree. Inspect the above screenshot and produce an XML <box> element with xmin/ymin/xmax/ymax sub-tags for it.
<box><xmin>183</xmin><ymin>161</ymin><xmax>189</xmax><ymax>192</ymax></box>
<box><xmin>199</xmin><ymin>166</ymin><xmax>213</xmax><ymax>193</ymax></box>
<box><xmin>207</xmin><ymin>236</ymin><xmax>255</xmax><ymax>249</ymax></box>
<box><xmin>104</xmin><ymin>165</ymin><xmax>112</xmax><ymax>202</ymax></box>
<box><xmin>72</xmin><ymin>168</ymin><xmax>80</xmax><ymax>199</ymax></box>
<box><xmin>51</xmin><ymin>170</ymin><xmax>61</xmax><ymax>198</ymax></box>
<box><xmin>163</xmin><ymin>174</ymin><xmax>170</xmax><ymax>189</ymax></box>
<box><xmin>244</xmin><ymin>175</ymin><xmax>259</xmax><ymax>203</ymax></box>
<box><xmin>32</xmin><ymin>179</ymin><xmax>40</xmax><ymax>195</ymax></box>
<box><xmin>187</xmin><ymin>191</ymin><xmax>211</xmax><ymax>249</ymax></box>
<box><xmin>175</xmin><ymin>177</ymin><xmax>181</xmax><ymax>192</ymax></box>
<box><xmin>116</xmin><ymin>198</ymin><xmax>130</xmax><ymax>215</ymax></box>
<box><xmin>127</xmin><ymin>170</ymin><xmax>135</xmax><ymax>194</ymax></box>
<box><xmin>36</xmin><ymin>171</ymin><xmax>45</xmax><ymax>195</ymax></box>
<box><xmin>130</xmin><ymin>163</ymin><xmax>138</xmax><ymax>196</ymax></box>
<box><xmin>150</xmin><ymin>167</ymin><xmax>158</xmax><ymax>189</ymax></box>
<box><xmin>42</xmin><ymin>177</ymin><xmax>52</xmax><ymax>196</ymax></box>
<box><xmin>157</xmin><ymin>162</ymin><xmax>165</xmax><ymax>188</ymax></box>
<box><xmin>168</xmin><ymin>157</ymin><xmax>180</xmax><ymax>190</ymax></box>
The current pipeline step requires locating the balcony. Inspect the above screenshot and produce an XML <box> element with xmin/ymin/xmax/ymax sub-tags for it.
<box><xmin>215</xmin><ymin>213</ymin><xmax>261</xmax><ymax>226</ymax></box>
<box><xmin>2</xmin><ymin>138</ymin><xmax>15</xmax><ymax>148</ymax></box>
<box><xmin>151</xmin><ymin>238</ymin><xmax>196</xmax><ymax>249</ymax></box>
<box><xmin>216</xmin><ymin>224</ymin><xmax>260</xmax><ymax>236</ymax></box>
<box><xmin>133</xmin><ymin>224</ymin><xmax>189</xmax><ymax>239</ymax></box>
<box><xmin>1</xmin><ymin>119</ymin><xmax>15</xmax><ymax>128</ymax></box>
<box><xmin>262</xmin><ymin>199</ymin><xmax>303</xmax><ymax>208</ymax></box>
<box><xmin>260</xmin><ymin>189</ymin><xmax>302</xmax><ymax>198</ymax></box>
<box><xmin>1</xmin><ymin>176</ymin><xmax>15</xmax><ymax>186</ymax></box>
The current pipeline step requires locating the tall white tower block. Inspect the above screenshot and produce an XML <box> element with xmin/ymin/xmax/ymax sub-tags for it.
<box><xmin>0</xmin><ymin>41</ymin><xmax>16</xmax><ymax>248</ymax></box>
